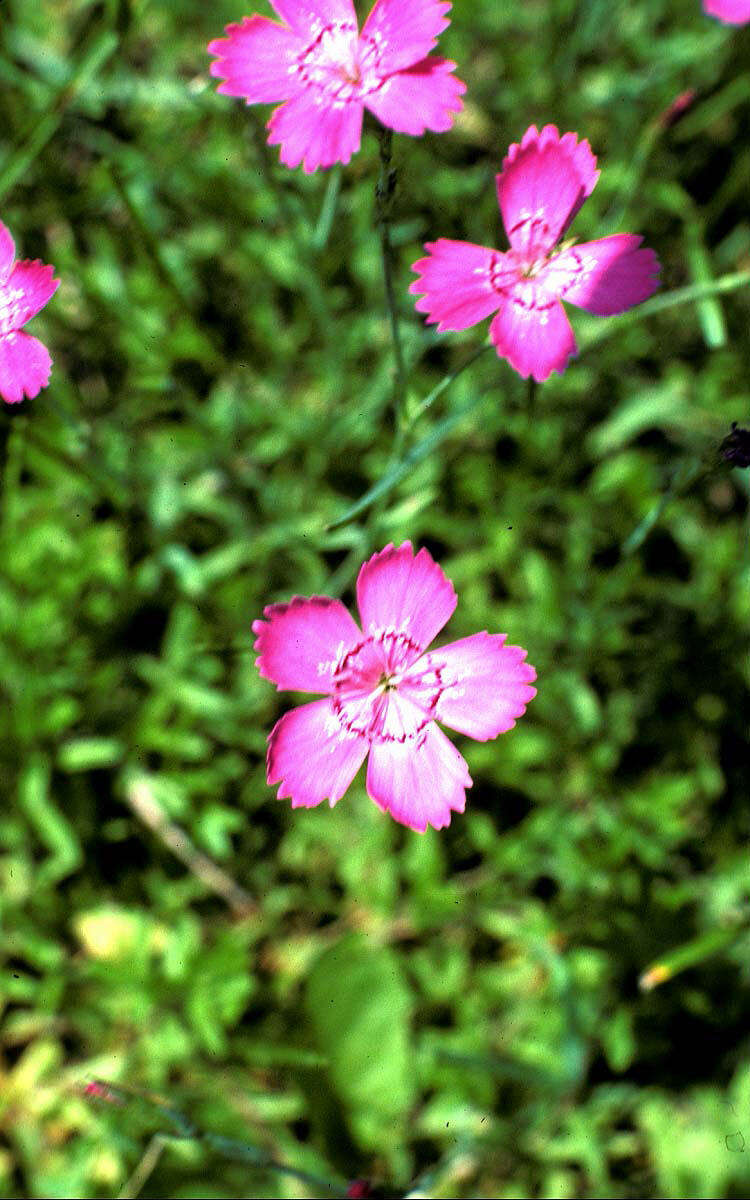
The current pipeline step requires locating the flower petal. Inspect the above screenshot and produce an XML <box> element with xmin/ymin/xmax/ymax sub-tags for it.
<box><xmin>366</xmin><ymin>722</ymin><xmax>471</xmax><ymax>831</ymax></box>
<box><xmin>0</xmin><ymin>331</ymin><xmax>52</xmax><ymax>405</ymax></box>
<box><xmin>551</xmin><ymin>235</ymin><xmax>660</xmax><ymax>316</ymax></box>
<box><xmin>496</xmin><ymin>125</ymin><xmax>599</xmax><ymax>257</ymax></box>
<box><xmin>267</xmin><ymin>93</ymin><xmax>364</xmax><ymax>172</ymax></box>
<box><xmin>0</xmin><ymin>222</ymin><xmax>15</xmax><ymax>282</ymax></box>
<box><xmin>0</xmin><ymin>260</ymin><xmax>59</xmax><ymax>334</ymax></box>
<box><xmin>703</xmin><ymin>0</ymin><xmax>750</xmax><ymax>24</ymax></box>
<box><xmin>208</xmin><ymin>16</ymin><xmax>302</xmax><ymax>104</ymax></box>
<box><xmin>364</xmin><ymin>56</ymin><xmax>465</xmax><ymax>135</ymax></box>
<box><xmin>267</xmin><ymin>698</ymin><xmax>368</xmax><ymax>808</ymax></box>
<box><xmin>356</xmin><ymin>542</ymin><xmax>457</xmax><ymax>653</ymax></box>
<box><xmin>410</xmin><ymin>239</ymin><xmax>502</xmax><ymax>331</ymax></box>
<box><xmin>418</xmin><ymin>632</ymin><xmax>537</xmax><ymax>741</ymax></box>
<box><xmin>490</xmin><ymin>293</ymin><xmax>576</xmax><ymax>382</ymax></box>
<box><xmin>253</xmin><ymin>595</ymin><xmax>362</xmax><ymax>693</ymax></box>
<box><xmin>362</xmin><ymin>0</ymin><xmax>451</xmax><ymax>73</ymax></box>
<box><xmin>271</xmin><ymin>0</ymin><xmax>357</xmax><ymax>34</ymax></box>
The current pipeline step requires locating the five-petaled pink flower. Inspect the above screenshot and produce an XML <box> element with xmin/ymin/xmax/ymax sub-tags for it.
<box><xmin>703</xmin><ymin>0</ymin><xmax>750</xmax><ymax>23</ymax></box>
<box><xmin>208</xmin><ymin>0</ymin><xmax>465</xmax><ymax>174</ymax></box>
<box><xmin>410</xmin><ymin>125</ymin><xmax>660</xmax><ymax>383</ymax></box>
<box><xmin>0</xmin><ymin>221</ymin><xmax>59</xmax><ymax>405</ymax></box>
<box><xmin>253</xmin><ymin>542</ymin><xmax>536</xmax><ymax>832</ymax></box>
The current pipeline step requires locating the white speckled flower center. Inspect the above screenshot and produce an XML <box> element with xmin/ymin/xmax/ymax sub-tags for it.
<box><xmin>331</xmin><ymin>630</ymin><xmax>445</xmax><ymax>744</ymax></box>
<box><xmin>295</xmin><ymin>22</ymin><xmax>384</xmax><ymax>103</ymax></box>
<box><xmin>0</xmin><ymin>284</ymin><xmax>27</xmax><ymax>334</ymax></box>
<box><xmin>488</xmin><ymin>244</ymin><xmax>586</xmax><ymax>311</ymax></box>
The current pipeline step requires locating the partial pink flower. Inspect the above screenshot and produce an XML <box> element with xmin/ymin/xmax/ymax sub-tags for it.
<box><xmin>0</xmin><ymin>221</ymin><xmax>59</xmax><ymax>405</ymax></box>
<box><xmin>208</xmin><ymin>0</ymin><xmax>465</xmax><ymax>173</ymax></box>
<box><xmin>703</xmin><ymin>0</ymin><xmax>750</xmax><ymax>23</ymax></box>
<box><xmin>410</xmin><ymin>125</ymin><xmax>660</xmax><ymax>383</ymax></box>
<box><xmin>253</xmin><ymin>543</ymin><xmax>536</xmax><ymax>832</ymax></box>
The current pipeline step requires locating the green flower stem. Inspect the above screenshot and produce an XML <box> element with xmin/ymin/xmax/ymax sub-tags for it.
<box><xmin>622</xmin><ymin>458</ymin><xmax>707</xmax><ymax>556</ymax></box>
<box><xmin>327</xmin><ymin>344</ymin><xmax>492</xmax><ymax>532</ymax></box>
<box><xmin>375</xmin><ymin>124</ymin><xmax>408</xmax><ymax>448</ymax></box>
<box><xmin>88</xmin><ymin>1080</ymin><xmax>349</xmax><ymax>1199</ymax></box>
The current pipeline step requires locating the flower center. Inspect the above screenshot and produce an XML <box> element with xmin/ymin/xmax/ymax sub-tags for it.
<box><xmin>487</xmin><ymin>239</ymin><xmax>587</xmax><ymax>310</ymax></box>
<box><xmin>519</xmin><ymin>256</ymin><xmax>547</xmax><ymax>279</ymax></box>
<box><xmin>331</xmin><ymin>631</ymin><xmax>446</xmax><ymax>745</ymax></box>
<box><xmin>295</xmin><ymin>22</ymin><xmax>384</xmax><ymax>103</ymax></box>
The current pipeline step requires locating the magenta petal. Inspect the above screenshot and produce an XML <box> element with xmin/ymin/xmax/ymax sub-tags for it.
<box><xmin>356</xmin><ymin>542</ymin><xmax>457</xmax><ymax>654</ymax></box>
<box><xmin>0</xmin><ymin>260</ymin><xmax>59</xmax><ymax>334</ymax></box>
<box><xmin>552</xmin><ymin>235</ymin><xmax>660</xmax><ymax>316</ymax></box>
<box><xmin>704</xmin><ymin>0</ymin><xmax>750</xmax><ymax>23</ymax></box>
<box><xmin>271</xmin><ymin>0</ymin><xmax>357</xmax><ymax>33</ymax></box>
<box><xmin>0</xmin><ymin>331</ymin><xmax>52</xmax><ymax>405</ymax></box>
<box><xmin>253</xmin><ymin>595</ymin><xmax>361</xmax><ymax>693</ymax></box>
<box><xmin>490</xmin><ymin>294</ymin><xmax>576</xmax><ymax>383</ymax></box>
<box><xmin>496</xmin><ymin>125</ymin><xmax>599</xmax><ymax>257</ymax></box>
<box><xmin>267</xmin><ymin>93</ymin><xmax>364</xmax><ymax>172</ymax></box>
<box><xmin>362</xmin><ymin>0</ymin><xmax>451</xmax><ymax>72</ymax></box>
<box><xmin>420</xmin><ymin>632</ymin><xmax>537</xmax><ymax>741</ymax></box>
<box><xmin>365</xmin><ymin>56</ymin><xmax>465</xmax><ymax>136</ymax></box>
<box><xmin>267</xmin><ymin>699</ymin><xmax>368</xmax><ymax>808</ymax></box>
<box><xmin>410</xmin><ymin>239</ymin><xmax>502</xmax><ymax>332</ymax></box>
<box><xmin>0</xmin><ymin>222</ymin><xmax>15</xmax><ymax>282</ymax></box>
<box><xmin>208</xmin><ymin>16</ymin><xmax>302</xmax><ymax>104</ymax></box>
<box><xmin>366</xmin><ymin>722</ymin><xmax>470</xmax><ymax>832</ymax></box>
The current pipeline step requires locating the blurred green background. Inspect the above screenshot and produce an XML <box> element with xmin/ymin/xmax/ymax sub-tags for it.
<box><xmin>1</xmin><ymin>0</ymin><xmax>750</xmax><ymax>1196</ymax></box>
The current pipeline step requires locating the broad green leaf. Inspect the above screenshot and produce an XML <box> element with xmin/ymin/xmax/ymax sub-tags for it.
<box><xmin>306</xmin><ymin>935</ymin><xmax>416</xmax><ymax>1146</ymax></box>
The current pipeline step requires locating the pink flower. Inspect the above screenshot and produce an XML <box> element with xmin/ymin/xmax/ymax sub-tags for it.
<box><xmin>208</xmin><ymin>0</ymin><xmax>465</xmax><ymax>173</ymax></box>
<box><xmin>253</xmin><ymin>542</ymin><xmax>536</xmax><ymax>832</ymax></box>
<box><xmin>0</xmin><ymin>221</ymin><xmax>59</xmax><ymax>405</ymax></box>
<box><xmin>410</xmin><ymin>125</ymin><xmax>660</xmax><ymax>383</ymax></box>
<box><xmin>703</xmin><ymin>0</ymin><xmax>750</xmax><ymax>23</ymax></box>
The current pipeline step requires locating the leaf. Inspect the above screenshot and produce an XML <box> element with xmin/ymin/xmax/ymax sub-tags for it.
<box><xmin>306</xmin><ymin>935</ymin><xmax>416</xmax><ymax>1147</ymax></box>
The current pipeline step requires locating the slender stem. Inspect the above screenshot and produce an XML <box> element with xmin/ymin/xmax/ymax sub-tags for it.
<box><xmin>125</xmin><ymin>776</ymin><xmax>257</xmax><ymax>917</ymax></box>
<box><xmin>88</xmin><ymin>1080</ymin><xmax>348</xmax><ymax>1198</ymax></box>
<box><xmin>375</xmin><ymin>125</ymin><xmax>407</xmax><ymax>442</ymax></box>
<box><xmin>621</xmin><ymin>459</ymin><xmax>706</xmax><ymax>556</ymax></box>
<box><xmin>526</xmin><ymin>377</ymin><xmax>537</xmax><ymax>414</ymax></box>
<box><xmin>326</xmin><ymin>344</ymin><xmax>492</xmax><ymax>531</ymax></box>
<box><xmin>119</xmin><ymin>1134</ymin><xmax>166</xmax><ymax>1200</ymax></box>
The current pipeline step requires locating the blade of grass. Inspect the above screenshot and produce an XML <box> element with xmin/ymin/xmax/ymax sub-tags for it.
<box><xmin>685</xmin><ymin>221</ymin><xmax>727</xmax><ymax>349</ymax></box>
<box><xmin>311</xmin><ymin>164</ymin><xmax>342</xmax><ymax>253</ymax></box>
<box><xmin>0</xmin><ymin>29</ymin><xmax>118</xmax><ymax>203</ymax></box>
<box><xmin>639</xmin><ymin>926</ymin><xmax>746</xmax><ymax>991</ymax></box>
<box><xmin>106</xmin><ymin>165</ymin><xmax>224</xmax><ymax>370</ymax></box>
<box><xmin>581</xmin><ymin>270</ymin><xmax>750</xmax><ymax>353</ymax></box>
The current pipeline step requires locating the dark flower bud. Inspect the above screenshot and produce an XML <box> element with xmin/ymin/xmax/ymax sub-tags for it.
<box><xmin>720</xmin><ymin>422</ymin><xmax>750</xmax><ymax>469</ymax></box>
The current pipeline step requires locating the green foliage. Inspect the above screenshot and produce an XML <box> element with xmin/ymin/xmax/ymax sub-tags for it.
<box><xmin>1</xmin><ymin>0</ymin><xmax>750</xmax><ymax>1197</ymax></box>
<box><xmin>306</xmin><ymin>936</ymin><xmax>416</xmax><ymax>1151</ymax></box>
